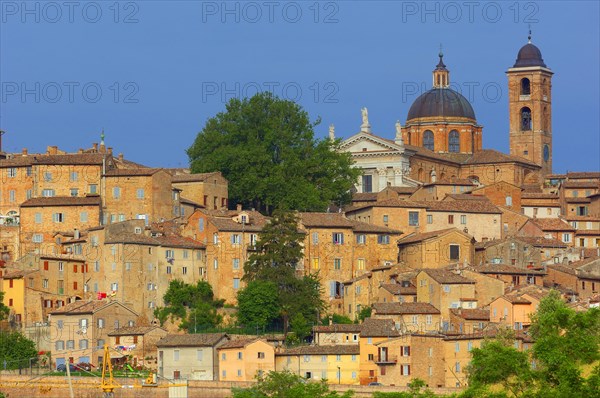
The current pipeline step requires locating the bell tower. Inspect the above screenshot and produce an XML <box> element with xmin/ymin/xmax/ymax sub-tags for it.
<box><xmin>507</xmin><ymin>30</ymin><xmax>553</xmax><ymax>176</ymax></box>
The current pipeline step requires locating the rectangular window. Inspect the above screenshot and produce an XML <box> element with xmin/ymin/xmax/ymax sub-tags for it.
<box><xmin>233</xmin><ymin>278</ymin><xmax>240</xmax><ymax>289</ymax></box>
<box><xmin>9</xmin><ymin>190</ymin><xmax>15</xmax><ymax>202</ymax></box>
<box><xmin>166</xmin><ymin>266</ymin><xmax>172</xmax><ymax>274</ymax></box>
<box><xmin>455</xmin><ymin>362</ymin><xmax>461</xmax><ymax>372</ymax></box>
<box><xmin>426</xmin><ymin>314</ymin><xmax>432</xmax><ymax>325</ymax></box>
<box><xmin>198</xmin><ymin>218</ymin><xmax>204</xmax><ymax>231</ymax></box>
<box><xmin>182</xmin><ymin>267</ymin><xmax>188</xmax><ymax>275</ymax></box>
<box><xmin>377</xmin><ymin>235</ymin><xmax>390</xmax><ymax>244</ymax></box>
<box><xmin>449</xmin><ymin>244</ymin><xmax>460</xmax><ymax>260</ymax></box>
<box><xmin>334</xmin><ymin>258</ymin><xmax>341</xmax><ymax>270</ymax></box>
<box><xmin>89</xmin><ymin>184</ymin><xmax>98</xmax><ymax>194</ymax></box>
<box><xmin>7</xmin><ymin>167</ymin><xmax>16</xmax><ymax>177</ymax></box>
<box><xmin>70</xmin><ymin>171</ymin><xmax>78</xmax><ymax>181</ymax></box>
<box><xmin>362</xmin><ymin>174</ymin><xmax>373</xmax><ymax>193</ymax></box>
<box><xmin>35</xmin><ymin>213</ymin><xmax>42</xmax><ymax>223</ymax></box>
<box><xmin>409</xmin><ymin>212</ymin><xmax>419</xmax><ymax>226</ymax></box>
<box><xmin>356</xmin><ymin>234</ymin><xmax>366</xmax><ymax>244</ymax></box>
<box><xmin>136</xmin><ymin>189</ymin><xmax>145</xmax><ymax>199</ymax></box>
<box><xmin>506</xmin><ymin>196</ymin><xmax>513</xmax><ymax>206</ymax></box>
<box><xmin>197</xmin><ymin>350</ymin><xmax>204</xmax><ymax>361</ymax></box>
<box><xmin>357</xmin><ymin>258</ymin><xmax>365</xmax><ymax>270</ymax></box>
<box><xmin>233</xmin><ymin>258</ymin><xmax>240</xmax><ymax>269</ymax></box>
<box><xmin>332</xmin><ymin>232</ymin><xmax>344</xmax><ymax>245</ymax></box>
<box><xmin>56</xmin><ymin>341</ymin><xmax>64</xmax><ymax>351</ymax></box>
<box><xmin>26</xmin><ymin>189</ymin><xmax>32</xmax><ymax>199</ymax></box>
<box><xmin>443</xmin><ymin>285</ymin><xmax>451</xmax><ymax>293</ymax></box>
<box><xmin>66</xmin><ymin>340</ymin><xmax>74</xmax><ymax>349</ymax></box>
<box><xmin>383</xmin><ymin>215</ymin><xmax>389</xmax><ymax>223</ymax></box>
<box><xmin>42</xmin><ymin>189</ymin><xmax>55</xmax><ymax>197</ymax></box>
<box><xmin>33</xmin><ymin>234</ymin><xmax>43</xmax><ymax>243</ymax></box>
<box><xmin>113</xmin><ymin>187</ymin><xmax>121</xmax><ymax>199</ymax></box>
<box><xmin>173</xmin><ymin>350</ymin><xmax>180</xmax><ymax>361</ymax></box>
<box><xmin>427</xmin><ymin>214</ymin><xmax>433</xmax><ymax>224</ymax></box>
<box><xmin>562</xmin><ymin>234</ymin><xmax>571</xmax><ymax>243</ymax></box>
<box><xmin>70</xmin><ymin>188</ymin><xmax>78</xmax><ymax>197</ymax></box>
<box><xmin>448</xmin><ymin>215</ymin><xmax>454</xmax><ymax>224</ymax></box>
<box><xmin>44</xmin><ymin>172</ymin><xmax>52</xmax><ymax>181</ymax></box>
<box><xmin>183</xmin><ymin>250</ymin><xmax>189</xmax><ymax>259</ymax></box>
<box><xmin>460</xmin><ymin>215</ymin><xmax>467</xmax><ymax>224</ymax></box>
<box><xmin>401</xmin><ymin>346</ymin><xmax>411</xmax><ymax>356</ymax></box>
<box><xmin>401</xmin><ymin>364</ymin><xmax>410</xmax><ymax>376</ymax></box>
<box><xmin>231</xmin><ymin>234</ymin><xmax>241</xmax><ymax>244</ymax></box>
<box><xmin>312</xmin><ymin>232</ymin><xmax>319</xmax><ymax>244</ymax></box>
<box><xmin>312</xmin><ymin>258</ymin><xmax>319</xmax><ymax>270</ymax></box>
<box><xmin>80</xmin><ymin>212</ymin><xmax>88</xmax><ymax>223</ymax></box>
<box><xmin>213</xmin><ymin>259</ymin><xmax>218</xmax><ymax>269</ymax></box>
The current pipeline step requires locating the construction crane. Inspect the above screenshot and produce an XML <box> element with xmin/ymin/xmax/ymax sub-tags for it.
<box><xmin>100</xmin><ymin>345</ymin><xmax>118</xmax><ymax>398</ymax></box>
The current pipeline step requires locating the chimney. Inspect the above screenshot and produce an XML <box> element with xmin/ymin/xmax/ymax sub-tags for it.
<box><xmin>47</xmin><ymin>146</ymin><xmax>58</xmax><ymax>155</ymax></box>
<box><xmin>107</xmin><ymin>147</ymin><xmax>113</xmax><ymax>155</ymax></box>
<box><xmin>78</xmin><ymin>149</ymin><xmax>84</xmax><ymax>154</ymax></box>
<box><xmin>118</xmin><ymin>153</ymin><xmax>124</xmax><ymax>161</ymax></box>
<box><xmin>22</xmin><ymin>148</ymin><xmax>28</xmax><ymax>155</ymax></box>
<box><xmin>92</xmin><ymin>143</ymin><xmax>98</xmax><ymax>151</ymax></box>
<box><xmin>236</xmin><ymin>204</ymin><xmax>242</xmax><ymax>212</ymax></box>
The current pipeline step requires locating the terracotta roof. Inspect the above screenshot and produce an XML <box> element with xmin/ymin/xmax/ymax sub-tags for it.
<box><xmin>373</xmin><ymin>302</ymin><xmax>440</xmax><ymax>315</ymax></box>
<box><xmin>565</xmin><ymin>197</ymin><xmax>592</xmax><ymax>203</ymax></box>
<box><xmin>21</xmin><ymin>196</ymin><xmax>101</xmax><ymax>208</ymax></box>
<box><xmin>180</xmin><ymin>197</ymin><xmax>204</xmax><ymax>208</ymax></box>
<box><xmin>498</xmin><ymin>295</ymin><xmax>532</xmax><ymax>305</ymax></box>
<box><xmin>105</xmin><ymin>233</ymin><xmax>159</xmax><ymax>246</ymax></box>
<box><xmin>104</xmin><ymin>168</ymin><xmax>163</xmax><ymax>177</ymax></box>
<box><xmin>352</xmin><ymin>193</ymin><xmax>378</xmax><ymax>202</ymax></box>
<box><xmin>547</xmin><ymin>264</ymin><xmax>576</xmax><ymax>276</ymax></box>
<box><xmin>153</xmin><ymin>235</ymin><xmax>205</xmax><ymax>249</ymax></box>
<box><xmin>349</xmin><ymin>220</ymin><xmax>402</xmax><ymax>234</ymax></box>
<box><xmin>299</xmin><ymin>212</ymin><xmax>355</xmax><ymax>228</ymax></box>
<box><xmin>576</xmin><ymin>230</ymin><xmax>600</xmax><ymax>236</ymax></box>
<box><xmin>217</xmin><ymin>338</ymin><xmax>263</xmax><ymax>350</ymax></box>
<box><xmin>210</xmin><ymin>215</ymin><xmax>268</xmax><ymax>232</ymax></box>
<box><xmin>50</xmin><ymin>300</ymin><xmax>133</xmax><ymax>315</ymax></box>
<box><xmin>1</xmin><ymin>269</ymin><xmax>38</xmax><ymax>279</ymax></box>
<box><xmin>108</xmin><ymin>326</ymin><xmax>165</xmax><ymax>336</ymax></box>
<box><xmin>450</xmin><ymin>308</ymin><xmax>490</xmax><ymax>321</ymax></box>
<box><xmin>420</xmin><ymin>269</ymin><xmax>475</xmax><ymax>284</ymax></box>
<box><xmin>346</xmin><ymin>199</ymin><xmax>428</xmax><ymax>213</ymax></box>
<box><xmin>521</xmin><ymin>201</ymin><xmax>561</xmax><ymax>207</ymax></box>
<box><xmin>530</xmin><ymin>218</ymin><xmax>575</xmax><ymax>232</ymax></box>
<box><xmin>565</xmin><ymin>216</ymin><xmax>600</xmax><ymax>222</ymax></box>
<box><xmin>0</xmin><ymin>153</ymin><xmax>107</xmax><ymax>167</ymax></box>
<box><xmin>407</xmin><ymin>146</ymin><xmax>539</xmax><ymax>168</ymax></box>
<box><xmin>313</xmin><ymin>324</ymin><xmax>362</xmax><ymax>333</ymax></box>
<box><xmin>360</xmin><ymin>318</ymin><xmax>400</xmax><ymax>337</ymax></box>
<box><xmin>420</xmin><ymin>200</ymin><xmax>502</xmax><ymax>214</ymax></box>
<box><xmin>514</xmin><ymin>236</ymin><xmax>567</xmax><ymax>248</ymax></box>
<box><xmin>477</xmin><ymin>264</ymin><xmax>546</xmax><ymax>275</ymax></box>
<box><xmin>106</xmin><ymin>231</ymin><xmax>204</xmax><ymax>248</ymax></box>
<box><xmin>277</xmin><ymin>345</ymin><xmax>359</xmax><ymax>356</ymax></box>
<box><xmin>380</xmin><ymin>283</ymin><xmax>417</xmax><ymax>295</ymax></box>
<box><xmin>171</xmin><ymin>172</ymin><xmax>223</xmax><ymax>183</ymax></box>
<box><xmin>397</xmin><ymin>228</ymin><xmax>464</xmax><ymax>245</ymax></box>
<box><xmin>444</xmin><ymin>194</ymin><xmax>489</xmax><ymax>201</ymax></box>
<box><xmin>563</xmin><ymin>181</ymin><xmax>599</xmax><ymax>189</ymax></box>
<box><xmin>566</xmin><ymin>172</ymin><xmax>600</xmax><ymax>179</ymax></box>
<box><xmin>386</xmin><ymin>187</ymin><xmax>419</xmax><ymax>194</ymax></box>
<box><xmin>156</xmin><ymin>333</ymin><xmax>228</xmax><ymax>347</ymax></box>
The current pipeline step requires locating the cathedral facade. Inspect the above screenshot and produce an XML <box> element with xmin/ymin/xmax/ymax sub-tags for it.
<box><xmin>340</xmin><ymin>36</ymin><xmax>551</xmax><ymax>192</ymax></box>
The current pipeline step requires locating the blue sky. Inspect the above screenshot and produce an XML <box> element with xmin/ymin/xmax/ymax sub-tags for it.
<box><xmin>1</xmin><ymin>1</ymin><xmax>598</xmax><ymax>173</ymax></box>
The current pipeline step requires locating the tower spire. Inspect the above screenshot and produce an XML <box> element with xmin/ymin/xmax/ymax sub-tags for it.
<box><xmin>433</xmin><ymin>47</ymin><xmax>449</xmax><ymax>88</ymax></box>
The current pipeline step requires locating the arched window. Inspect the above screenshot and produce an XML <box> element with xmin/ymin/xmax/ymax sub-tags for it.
<box><xmin>448</xmin><ymin>130</ymin><xmax>460</xmax><ymax>152</ymax></box>
<box><xmin>423</xmin><ymin>130</ymin><xmax>434</xmax><ymax>151</ymax></box>
<box><xmin>520</xmin><ymin>107</ymin><xmax>532</xmax><ymax>131</ymax></box>
<box><xmin>520</xmin><ymin>78</ymin><xmax>530</xmax><ymax>96</ymax></box>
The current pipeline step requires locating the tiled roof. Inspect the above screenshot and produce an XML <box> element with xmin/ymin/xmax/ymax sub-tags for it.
<box><xmin>21</xmin><ymin>196</ymin><xmax>101</xmax><ymax>208</ymax></box>
<box><xmin>171</xmin><ymin>172</ymin><xmax>222</xmax><ymax>183</ymax></box>
<box><xmin>566</xmin><ymin>172</ymin><xmax>600</xmax><ymax>179</ymax></box>
<box><xmin>0</xmin><ymin>153</ymin><xmax>107</xmax><ymax>167</ymax></box>
<box><xmin>406</xmin><ymin>146</ymin><xmax>539</xmax><ymax>168</ymax></box>
<box><xmin>498</xmin><ymin>295</ymin><xmax>532</xmax><ymax>305</ymax></box>
<box><xmin>562</xmin><ymin>181</ymin><xmax>599</xmax><ymax>189</ymax></box>
<box><xmin>380</xmin><ymin>283</ymin><xmax>417</xmax><ymax>295</ymax></box>
<box><xmin>547</xmin><ymin>264</ymin><xmax>576</xmax><ymax>276</ymax></box>
<box><xmin>565</xmin><ymin>197</ymin><xmax>592</xmax><ymax>203</ymax></box>
<box><xmin>477</xmin><ymin>264</ymin><xmax>546</xmax><ymax>275</ymax></box>
<box><xmin>108</xmin><ymin>326</ymin><xmax>165</xmax><ymax>336</ymax></box>
<box><xmin>397</xmin><ymin>228</ymin><xmax>464</xmax><ymax>245</ymax></box>
<box><xmin>299</xmin><ymin>212</ymin><xmax>355</xmax><ymax>228</ymax></box>
<box><xmin>421</xmin><ymin>269</ymin><xmax>475</xmax><ymax>284</ymax></box>
<box><xmin>277</xmin><ymin>345</ymin><xmax>360</xmax><ymax>356</ymax></box>
<box><xmin>2</xmin><ymin>269</ymin><xmax>38</xmax><ymax>279</ymax></box>
<box><xmin>217</xmin><ymin>338</ymin><xmax>262</xmax><ymax>350</ymax></box>
<box><xmin>513</xmin><ymin>236</ymin><xmax>567</xmax><ymax>248</ymax></box>
<box><xmin>106</xmin><ymin>232</ymin><xmax>204</xmax><ymax>248</ymax></box>
<box><xmin>373</xmin><ymin>302</ymin><xmax>440</xmax><ymax>315</ymax></box>
<box><xmin>420</xmin><ymin>200</ymin><xmax>502</xmax><ymax>214</ymax></box>
<box><xmin>576</xmin><ymin>230</ymin><xmax>600</xmax><ymax>236</ymax></box>
<box><xmin>522</xmin><ymin>192</ymin><xmax>559</xmax><ymax>199</ymax></box>
<box><xmin>565</xmin><ymin>216</ymin><xmax>600</xmax><ymax>222</ymax></box>
<box><xmin>210</xmin><ymin>215</ymin><xmax>268</xmax><ymax>232</ymax></box>
<box><xmin>105</xmin><ymin>233</ymin><xmax>160</xmax><ymax>246</ymax></box>
<box><xmin>313</xmin><ymin>324</ymin><xmax>362</xmax><ymax>333</ymax></box>
<box><xmin>386</xmin><ymin>187</ymin><xmax>419</xmax><ymax>194</ymax></box>
<box><xmin>352</xmin><ymin>193</ymin><xmax>378</xmax><ymax>202</ymax></box>
<box><xmin>156</xmin><ymin>333</ymin><xmax>228</xmax><ymax>347</ymax></box>
<box><xmin>349</xmin><ymin>220</ymin><xmax>402</xmax><ymax>234</ymax></box>
<box><xmin>347</xmin><ymin>199</ymin><xmax>428</xmax><ymax>213</ymax></box>
<box><xmin>450</xmin><ymin>308</ymin><xmax>490</xmax><ymax>321</ymax></box>
<box><xmin>444</xmin><ymin>194</ymin><xmax>489</xmax><ymax>201</ymax></box>
<box><xmin>360</xmin><ymin>318</ymin><xmax>400</xmax><ymax>337</ymax></box>
<box><xmin>180</xmin><ymin>197</ymin><xmax>204</xmax><ymax>208</ymax></box>
<box><xmin>50</xmin><ymin>300</ymin><xmax>117</xmax><ymax>315</ymax></box>
<box><xmin>530</xmin><ymin>218</ymin><xmax>575</xmax><ymax>232</ymax></box>
<box><xmin>104</xmin><ymin>168</ymin><xmax>162</xmax><ymax>177</ymax></box>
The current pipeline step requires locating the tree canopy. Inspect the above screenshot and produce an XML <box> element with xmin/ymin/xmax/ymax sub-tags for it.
<box><xmin>187</xmin><ymin>92</ymin><xmax>360</xmax><ymax>214</ymax></box>
<box><xmin>0</xmin><ymin>330</ymin><xmax>38</xmax><ymax>370</ymax></box>
<box><xmin>154</xmin><ymin>280</ymin><xmax>224</xmax><ymax>332</ymax></box>
<box><xmin>0</xmin><ymin>292</ymin><xmax>9</xmax><ymax>321</ymax></box>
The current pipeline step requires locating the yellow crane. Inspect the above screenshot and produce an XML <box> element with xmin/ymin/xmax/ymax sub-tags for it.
<box><xmin>100</xmin><ymin>345</ymin><xmax>119</xmax><ymax>398</ymax></box>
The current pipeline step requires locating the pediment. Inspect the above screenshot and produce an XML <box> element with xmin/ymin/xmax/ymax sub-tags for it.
<box><xmin>340</xmin><ymin>132</ymin><xmax>403</xmax><ymax>153</ymax></box>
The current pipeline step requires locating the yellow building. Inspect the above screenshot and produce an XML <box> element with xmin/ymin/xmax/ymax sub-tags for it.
<box><xmin>371</xmin><ymin>302</ymin><xmax>441</xmax><ymax>333</ymax></box>
<box><xmin>275</xmin><ymin>345</ymin><xmax>360</xmax><ymax>385</ymax></box>
<box><xmin>398</xmin><ymin>228</ymin><xmax>475</xmax><ymax>269</ymax></box>
<box><xmin>358</xmin><ymin>318</ymin><xmax>400</xmax><ymax>385</ymax></box>
<box><xmin>217</xmin><ymin>338</ymin><xmax>275</xmax><ymax>381</ymax></box>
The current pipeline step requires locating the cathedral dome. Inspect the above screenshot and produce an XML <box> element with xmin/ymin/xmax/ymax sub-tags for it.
<box><xmin>406</xmin><ymin>88</ymin><xmax>476</xmax><ymax>121</ymax></box>
<box><xmin>514</xmin><ymin>43</ymin><xmax>546</xmax><ymax>68</ymax></box>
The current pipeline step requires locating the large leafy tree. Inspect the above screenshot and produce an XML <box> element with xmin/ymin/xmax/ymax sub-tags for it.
<box><xmin>0</xmin><ymin>292</ymin><xmax>9</xmax><ymax>321</ymax></box>
<box><xmin>187</xmin><ymin>92</ymin><xmax>360</xmax><ymax>214</ymax></box>
<box><xmin>155</xmin><ymin>280</ymin><xmax>224</xmax><ymax>331</ymax></box>
<box><xmin>0</xmin><ymin>331</ymin><xmax>38</xmax><ymax>370</ymax></box>
<box><xmin>242</xmin><ymin>211</ymin><xmax>324</xmax><ymax>334</ymax></box>
<box><xmin>236</xmin><ymin>280</ymin><xmax>281</xmax><ymax>330</ymax></box>
<box><xmin>232</xmin><ymin>370</ymin><xmax>354</xmax><ymax>398</ymax></box>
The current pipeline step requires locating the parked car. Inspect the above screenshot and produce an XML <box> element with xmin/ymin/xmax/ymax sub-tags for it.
<box><xmin>75</xmin><ymin>362</ymin><xmax>93</xmax><ymax>371</ymax></box>
<box><xmin>368</xmin><ymin>382</ymin><xmax>383</xmax><ymax>386</ymax></box>
<box><xmin>56</xmin><ymin>363</ymin><xmax>77</xmax><ymax>372</ymax></box>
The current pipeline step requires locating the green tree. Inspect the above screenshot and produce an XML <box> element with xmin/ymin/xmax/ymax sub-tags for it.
<box><xmin>187</xmin><ymin>92</ymin><xmax>360</xmax><ymax>214</ymax></box>
<box><xmin>232</xmin><ymin>370</ymin><xmax>354</xmax><ymax>398</ymax></box>
<box><xmin>0</xmin><ymin>331</ymin><xmax>38</xmax><ymax>370</ymax></box>
<box><xmin>236</xmin><ymin>281</ymin><xmax>281</xmax><ymax>330</ymax></box>
<box><xmin>154</xmin><ymin>280</ymin><xmax>224</xmax><ymax>331</ymax></box>
<box><xmin>356</xmin><ymin>306</ymin><xmax>372</xmax><ymax>323</ymax></box>
<box><xmin>243</xmin><ymin>211</ymin><xmax>324</xmax><ymax>334</ymax></box>
<box><xmin>0</xmin><ymin>292</ymin><xmax>9</xmax><ymax>321</ymax></box>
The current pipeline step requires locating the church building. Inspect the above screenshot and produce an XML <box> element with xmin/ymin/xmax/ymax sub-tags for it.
<box><xmin>340</xmin><ymin>35</ymin><xmax>551</xmax><ymax>192</ymax></box>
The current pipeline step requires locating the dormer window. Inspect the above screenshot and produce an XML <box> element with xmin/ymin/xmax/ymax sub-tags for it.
<box><xmin>134</xmin><ymin>227</ymin><xmax>142</xmax><ymax>234</ymax></box>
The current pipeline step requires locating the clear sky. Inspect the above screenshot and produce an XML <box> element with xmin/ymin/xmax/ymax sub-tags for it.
<box><xmin>1</xmin><ymin>1</ymin><xmax>598</xmax><ymax>173</ymax></box>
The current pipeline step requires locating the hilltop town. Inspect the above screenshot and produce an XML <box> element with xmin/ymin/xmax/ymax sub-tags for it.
<box><xmin>0</xmin><ymin>36</ymin><xmax>598</xmax><ymax>394</ymax></box>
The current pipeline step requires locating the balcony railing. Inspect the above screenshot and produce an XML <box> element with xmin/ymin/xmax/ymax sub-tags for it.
<box><xmin>375</xmin><ymin>355</ymin><xmax>397</xmax><ymax>365</ymax></box>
